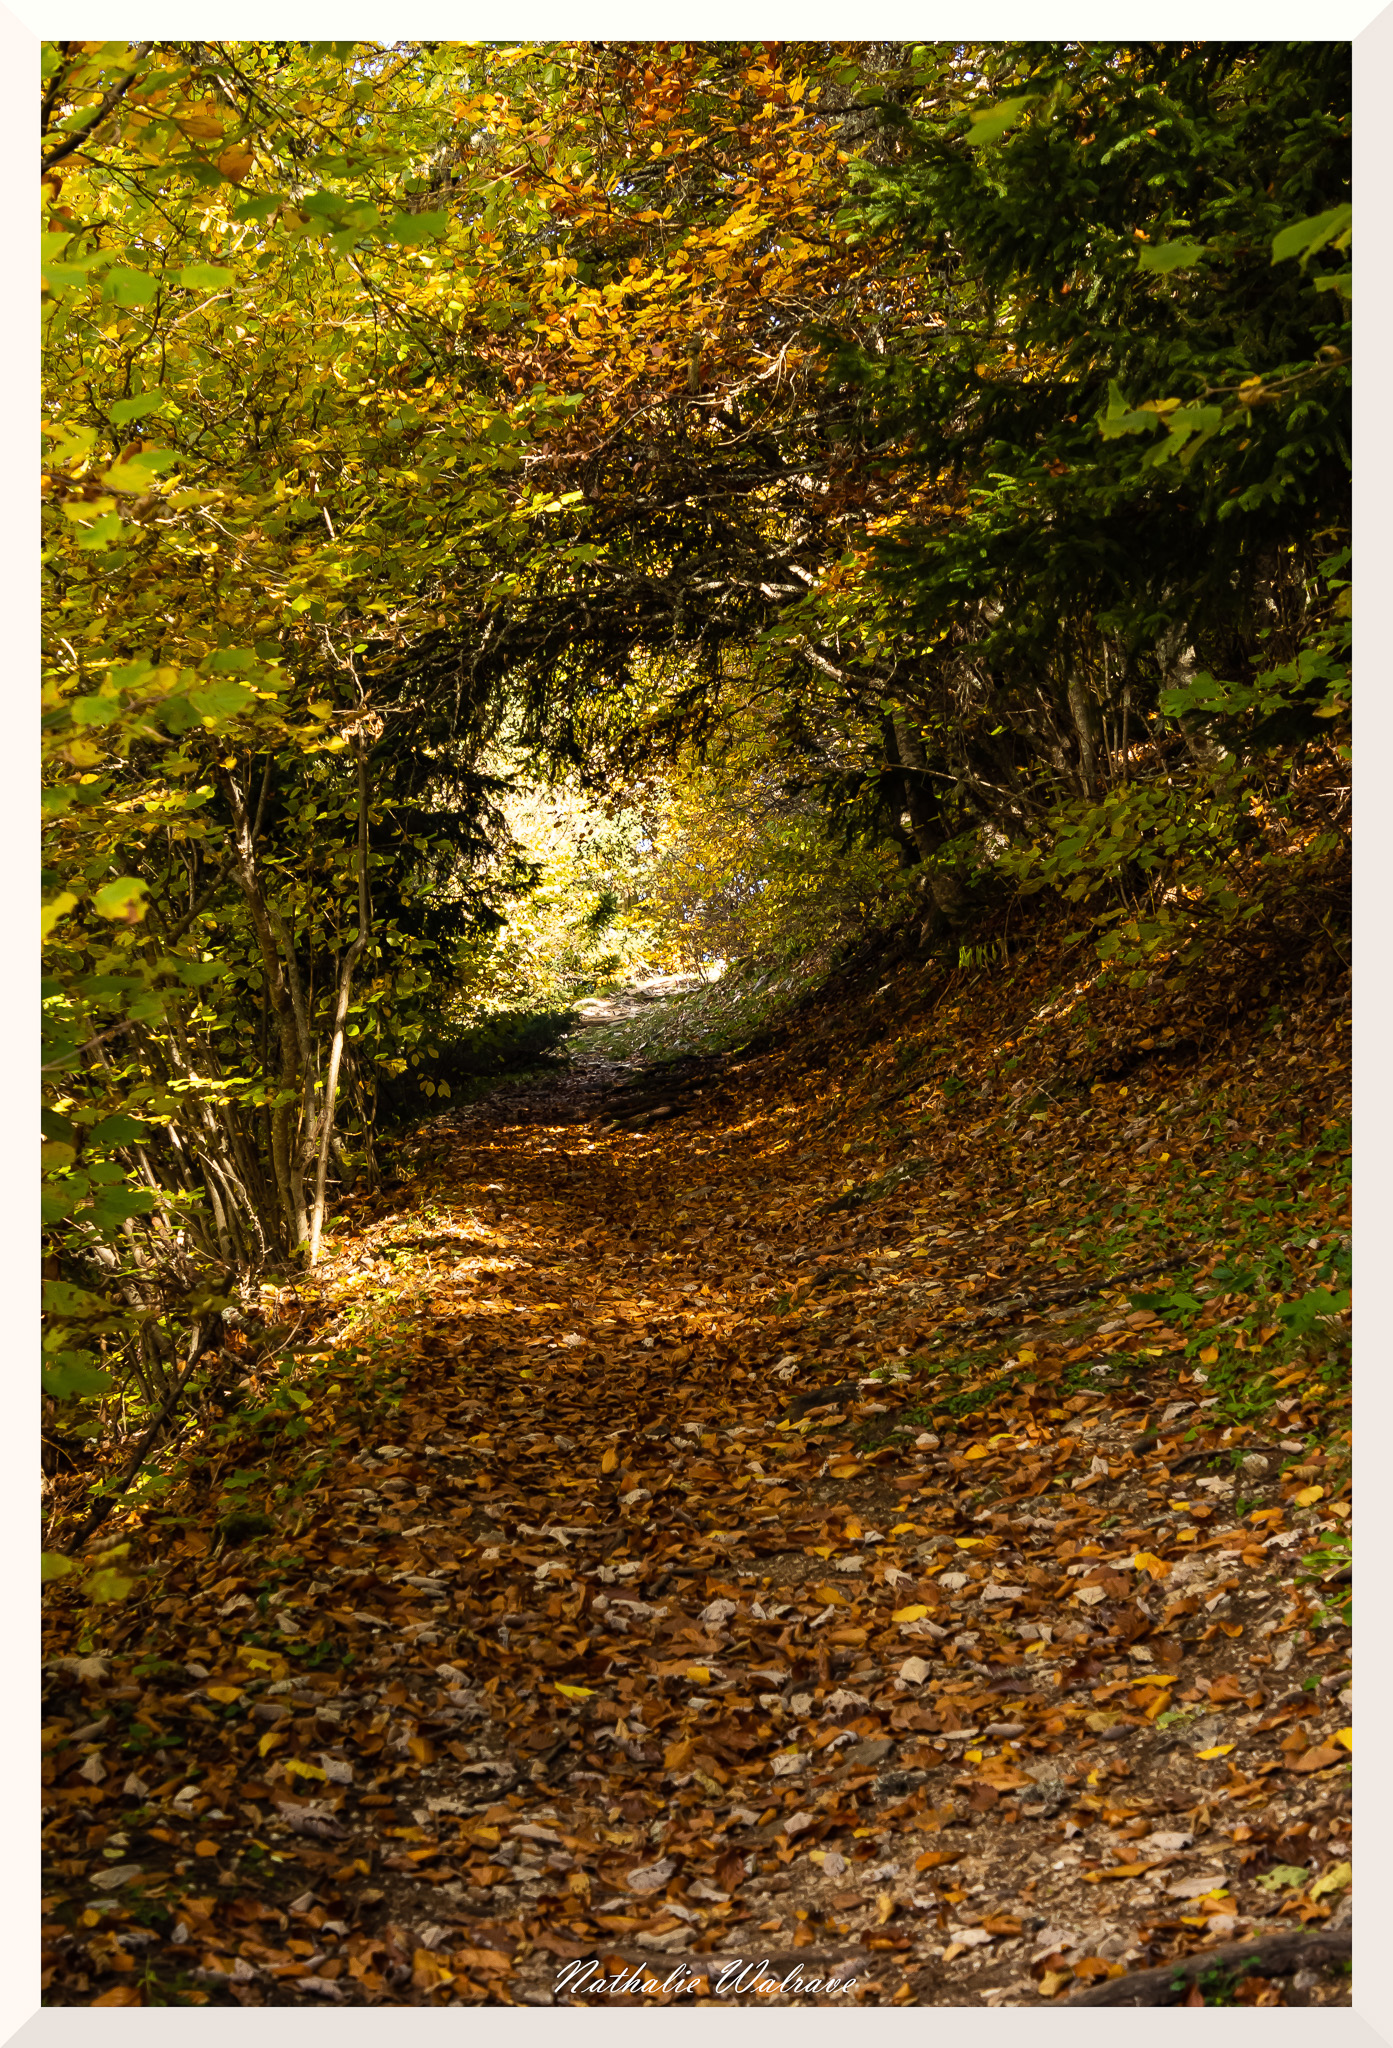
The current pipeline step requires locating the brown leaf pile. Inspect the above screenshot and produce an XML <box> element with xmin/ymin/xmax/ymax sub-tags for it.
<box><xmin>41</xmin><ymin>925</ymin><xmax>1351</xmax><ymax>2008</ymax></box>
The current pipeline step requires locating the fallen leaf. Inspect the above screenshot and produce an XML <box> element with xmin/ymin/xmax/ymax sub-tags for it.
<box><xmin>1309</xmin><ymin>1860</ymin><xmax>1352</xmax><ymax>1901</ymax></box>
<box><xmin>1292</xmin><ymin>1742</ymin><xmax>1347</xmax><ymax>1773</ymax></box>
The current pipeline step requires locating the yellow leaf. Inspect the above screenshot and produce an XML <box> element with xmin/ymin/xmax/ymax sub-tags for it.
<box><xmin>664</xmin><ymin>1739</ymin><xmax>695</xmax><ymax>1769</ymax></box>
<box><xmin>408</xmin><ymin>1736</ymin><xmax>435</xmax><ymax>1764</ymax></box>
<box><xmin>685</xmin><ymin>1665</ymin><xmax>712</xmax><ymax>1685</ymax></box>
<box><xmin>890</xmin><ymin>1522</ymin><xmax>922</xmax><ymax>1536</ymax></box>
<box><xmin>1335</xmin><ymin>1726</ymin><xmax>1353</xmax><ymax>1751</ymax></box>
<box><xmin>206</xmin><ymin>1685</ymin><xmax>243</xmax><ymax>1704</ymax></box>
<box><xmin>1199</xmin><ymin>1344</ymin><xmax>1219</xmax><ymax>1365</ymax></box>
<box><xmin>1310</xmin><ymin>1860</ymin><xmax>1352</xmax><ymax>1900</ymax></box>
<box><xmin>244</xmin><ymin>1649</ymin><xmax>289</xmax><ymax>1678</ymax></box>
<box><xmin>555</xmin><ymin>1683</ymin><xmax>594</xmax><ymax>1700</ymax></box>
<box><xmin>829</xmin><ymin>1460</ymin><xmax>862</xmax><ymax>1477</ymax></box>
<box><xmin>954</xmin><ymin>1537</ymin><xmax>984</xmax><ymax>1548</ymax></box>
<box><xmin>257</xmin><ymin>1730</ymin><xmax>285</xmax><ymax>1758</ymax></box>
<box><xmin>809</xmin><ymin>1545</ymin><xmax>834</xmax><ymax>1559</ymax></box>
<box><xmin>892</xmin><ymin>1604</ymin><xmax>929</xmax><ymax>1623</ymax></box>
<box><xmin>809</xmin><ymin>1585</ymin><xmax>847</xmax><ymax>1607</ymax></box>
<box><xmin>41</xmin><ymin>891</ymin><xmax>78</xmax><ymax>940</ymax></box>
<box><xmin>1132</xmin><ymin>1552</ymin><xmax>1170</xmax><ymax>1578</ymax></box>
<box><xmin>601</xmin><ymin>1447</ymin><xmax>618</xmax><ymax>1474</ymax></box>
<box><xmin>963</xmin><ymin>1444</ymin><xmax>990</xmax><ymax>1461</ymax></box>
<box><xmin>1293</xmin><ymin>1485</ymin><xmax>1325</xmax><ymax>1506</ymax></box>
<box><xmin>1195</xmin><ymin>1744</ymin><xmax>1234</xmax><ymax>1760</ymax></box>
<box><xmin>193</xmin><ymin>1838</ymin><xmax>219</xmax><ymax>1857</ymax></box>
<box><xmin>284</xmin><ymin>1756</ymin><xmax>327</xmax><ymax>1781</ymax></box>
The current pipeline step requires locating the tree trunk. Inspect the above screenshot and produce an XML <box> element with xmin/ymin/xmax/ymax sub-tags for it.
<box><xmin>1067</xmin><ymin>670</ymin><xmax>1103</xmax><ymax>798</ymax></box>
<box><xmin>219</xmin><ymin>766</ymin><xmax>310</xmax><ymax>1248</ymax></box>
<box><xmin>309</xmin><ymin>743</ymin><xmax>371</xmax><ymax>1266</ymax></box>
<box><xmin>888</xmin><ymin>711</ymin><xmax>967</xmax><ymax>921</ymax></box>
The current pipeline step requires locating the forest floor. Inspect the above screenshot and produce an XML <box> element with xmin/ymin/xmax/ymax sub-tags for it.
<box><xmin>41</xmin><ymin>918</ymin><xmax>1352</xmax><ymax>2010</ymax></box>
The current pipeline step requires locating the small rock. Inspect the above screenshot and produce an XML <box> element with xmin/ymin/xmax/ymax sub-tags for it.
<box><xmin>1242</xmin><ymin>1454</ymin><xmax>1270</xmax><ymax>1477</ymax></box>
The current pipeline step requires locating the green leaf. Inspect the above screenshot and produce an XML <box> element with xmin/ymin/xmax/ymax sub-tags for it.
<box><xmin>381</xmin><ymin>209</ymin><xmax>450</xmax><ymax>244</ymax></box>
<box><xmin>41</xmin><ymin>1280</ymin><xmax>112</xmax><ymax>1318</ymax></box>
<box><xmin>109</xmin><ymin>391</ymin><xmax>167</xmax><ymax>426</ymax></box>
<box><xmin>187</xmin><ymin>678</ymin><xmax>252</xmax><ymax>720</ymax></box>
<box><xmin>965</xmin><ymin>96</ymin><xmax>1033</xmax><ymax>147</ymax></box>
<box><xmin>70</xmin><ymin>693</ymin><xmax>123</xmax><ymax>726</ymax></box>
<box><xmin>1137</xmin><ymin>239</ymin><xmax>1208</xmax><ymax>273</ymax></box>
<box><xmin>102</xmin><ymin>448</ymin><xmax>179</xmax><ymax>493</ymax></box>
<box><xmin>86</xmin><ymin>1113</ymin><xmax>150</xmax><ymax>1149</ymax></box>
<box><xmin>41</xmin><ymin>1552</ymin><xmax>78</xmax><ymax>1583</ymax></box>
<box><xmin>86</xmin><ymin>1567</ymin><xmax>137</xmax><ymax>1603</ymax></box>
<box><xmin>1096</xmin><ymin>380</ymin><xmax>1162</xmax><ymax>440</ymax></box>
<box><xmin>102</xmin><ymin>266</ymin><xmax>158</xmax><ymax>307</ymax></box>
<box><xmin>92</xmin><ymin>877</ymin><xmax>150</xmax><ymax>923</ymax></box>
<box><xmin>1272</xmin><ymin>204</ymin><xmax>1351</xmax><ymax>265</ymax></box>
<box><xmin>43</xmin><ymin>1355</ymin><xmax>115</xmax><ymax>1398</ymax></box>
<box><xmin>178</xmin><ymin>262</ymin><xmax>236</xmax><ymax>291</ymax></box>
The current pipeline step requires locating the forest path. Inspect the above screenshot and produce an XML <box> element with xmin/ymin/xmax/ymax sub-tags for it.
<box><xmin>42</xmin><ymin>960</ymin><xmax>1352</xmax><ymax>2009</ymax></box>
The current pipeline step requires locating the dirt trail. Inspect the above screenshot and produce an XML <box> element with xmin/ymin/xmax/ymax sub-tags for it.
<box><xmin>42</xmin><ymin>950</ymin><xmax>1352</xmax><ymax>2009</ymax></box>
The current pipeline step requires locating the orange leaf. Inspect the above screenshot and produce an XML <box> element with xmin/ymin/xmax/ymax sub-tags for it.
<box><xmin>1292</xmin><ymin>1743</ymin><xmax>1346</xmax><ymax>1774</ymax></box>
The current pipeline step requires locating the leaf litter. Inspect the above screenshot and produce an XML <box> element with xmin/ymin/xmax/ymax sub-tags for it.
<box><xmin>42</xmin><ymin>921</ymin><xmax>1351</xmax><ymax>2008</ymax></box>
